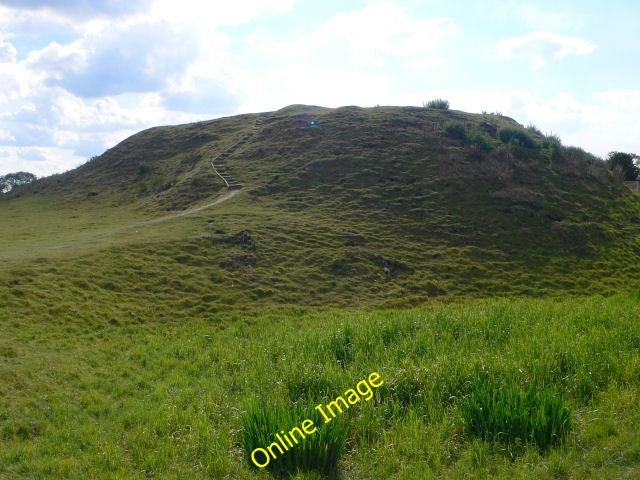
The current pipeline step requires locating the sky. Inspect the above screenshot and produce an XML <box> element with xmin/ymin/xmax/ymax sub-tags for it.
<box><xmin>0</xmin><ymin>0</ymin><xmax>638</xmax><ymax>177</ymax></box>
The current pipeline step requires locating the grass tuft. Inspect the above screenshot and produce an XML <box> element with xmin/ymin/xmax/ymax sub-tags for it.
<box><xmin>460</xmin><ymin>377</ymin><xmax>571</xmax><ymax>453</ymax></box>
<box><xmin>498</xmin><ymin>127</ymin><xmax>538</xmax><ymax>149</ymax></box>
<box><xmin>424</xmin><ymin>98</ymin><xmax>450</xmax><ymax>110</ymax></box>
<box><xmin>443</xmin><ymin>120</ymin><xmax>468</xmax><ymax>141</ymax></box>
<box><xmin>242</xmin><ymin>399</ymin><xmax>348</xmax><ymax>476</ymax></box>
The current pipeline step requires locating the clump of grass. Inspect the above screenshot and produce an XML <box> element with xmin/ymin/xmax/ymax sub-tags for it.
<box><xmin>424</xmin><ymin>98</ymin><xmax>450</xmax><ymax>110</ymax></box>
<box><xmin>526</xmin><ymin>123</ymin><xmax>543</xmax><ymax>136</ymax></box>
<box><xmin>329</xmin><ymin>325</ymin><xmax>355</xmax><ymax>367</ymax></box>
<box><xmin>242</xmin><ymin>399</ymin><xmax>348</xmax><ymax>476</ymax></box>
<box><xmin>498</xmin><ymin>128</ymin><xmax>538</xmax><ymax>149</ymax></box>
<box><xmin>443</xmin><ymin>121</ymin><xmax>467</xmax><ymax>141</ymax></box>
<box><xmin>460</xmin><ymin>377</ymin><xmax>571</xmax><ymax>452</ymax></box>
<box><xmin>137</xmin><ymin>163</ymin><xmax>153</xmax><ymax>175</ymax></box>
<box><xmin>469</xmin><ymin>130</ymin><xmax>494</xmax><ymax>151</ymax></box>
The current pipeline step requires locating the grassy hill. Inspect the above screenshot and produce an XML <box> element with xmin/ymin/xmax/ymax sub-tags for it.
<box><xmin>2</xmin><ymin>104</ymin><xmax>640</xmax><ymax>310</ymax></box>
<box><xmin>1</xmin><ymin>104</ymin><xmax>640</xmax><ymax>479</ymax></box>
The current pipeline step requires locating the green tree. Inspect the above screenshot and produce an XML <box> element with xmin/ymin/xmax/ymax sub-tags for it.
<box><xmin>607</xmin><ymin>152</ymin><xmax>639</xmax><ymax>181</ymax></box>
<box><xmin>0</xmin><ymin>171</ymin><xmax>37</xmax><ymax>193</ymax></box>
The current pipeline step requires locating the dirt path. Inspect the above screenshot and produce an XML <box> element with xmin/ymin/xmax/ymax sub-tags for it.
<box><xmin>124</xmin><ymin>118</ymin><xmax>258</xmax><ymax>231</ymax></box>
<box><xmin>129</xmin><ymin>188</ymin><xmax>242</xmax><ymax>228</ymax></box>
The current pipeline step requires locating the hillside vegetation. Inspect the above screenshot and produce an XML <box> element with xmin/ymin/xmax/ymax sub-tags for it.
<box><xmin>1</xmin><ymin>105</ymin><xmax>640</xmax><ymax>478</ymax></box>
<box><xmin>3</xmin><ymin>105</ymin><xmax>640</xmax><ymax>309</ymax></box>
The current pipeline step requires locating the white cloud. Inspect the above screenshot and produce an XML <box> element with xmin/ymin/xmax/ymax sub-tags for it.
<box><xmin>0</xmin><ymin>128</ymin><xmax>14</xmax><ymax>141</ymax></box>
<box><xmin>516</xmin><ymin>5</ymin><xmax>586</xmax><ymax>31</ymax></box>
<box><xmin>162</xmin><ymin>77</ymin><xmax>242</xmax><ymax>114</ymax></box>
<box><xmin>0</xmin><ymin>146</ymin><xmax>86</xmax><ymax>177</ymax></box>
<box><xmin>25</xmin><ymin>22</ymin><xmax>202</xmax><ymax>98</ymax></box>
<box><xmin>158</xmin><ymin>30</ymin><xmax>242</xmax><ymax>114</ymax></box>
<box><xmin>251</xmin><ymin>2</ymin><xmax>455</xmax><ymax>69</ymax></box>
<box><xmin>239</xmin><ymin>2</ymin><xmax>456</xmax><ymax>111</ymax></box>
<box><xmin>0</xmin><ymin>34</ymin><xmax>15</xmax><ymax>62</ymax></box>
<box><xmin>497</xmin><ymin>30</ymin><xmax>596</xmax><ymax>69</ymax></box>
<box><xmin>150</xmin><ymin>0</ymin><xmax>293</xmax><ymax>27</ymax></box>
<box><xmin>0</xmin><ymin>86</ymin><xmax>216</xmax><ymax>175</ymax></box>
<box><xmin>0</xmin><ymin>4</ymin><xmax>77</xmax><ymax>38</ymax></box>
<box><xmin>0</xmin><ymin>0</ymin><xmax>278</xmax><ymax>176</ymax></box>
<box><xmin>0</xmin><ymin>0</ymin><xmax>153</xmax><ymax>20</ymax></box>
<box><xmin>24</xmin><ymin>40</ymin><xmax>85</xmax><ymax>82</ymax></box>
<box><xmin>581</xmin><ymin>91</ymin><xmax>640</xmax><ymax>155</ymax></box>
<box><xmin>489</xmin><ymin>2</ymin><xmax>586</xmax><ymax>32</ymax></box>
<box><xmin>310</xmin><ymin>2</ymin><xmax>454</xmax><ymax>67</ymax></box>
<box><xmin>0</xmin><ymin>89</ymin><xmax>138</xmax><ymax>167</ymax></box>
<box><xmin>520</xmin><ymin>90</ymin><xmax>640</xmax><ymax>156</ymax></box>
<box><xmin>240</xmin><ymin>64</ymin><xmax>393</xmax><ymax>113</ymax></box>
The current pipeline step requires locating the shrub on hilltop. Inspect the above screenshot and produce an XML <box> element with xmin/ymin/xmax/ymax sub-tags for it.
<box><xmin>607</xmin><ymin>151</ymin><xmax>639</xmax><ymax>181</ymax></box>
<box><xmin>424</xmin><ymin>98</ymin><xmax>450</xmax><ymax>110</ymax></box>
<box><xmin>498</xmin><ymin>128</ymin><xmax>538</xmax><ymax>149</ymax></box>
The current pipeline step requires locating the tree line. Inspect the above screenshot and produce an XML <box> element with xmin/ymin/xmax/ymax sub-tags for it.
<box><xmin>1</xmin><ymin>171</ymin><xmax>37</xmax><ymax>193</ymax></box>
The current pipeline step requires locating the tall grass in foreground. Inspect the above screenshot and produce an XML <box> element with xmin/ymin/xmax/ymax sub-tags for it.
<box><xmin>242</xmin><ymin>400</ymin><xmax>347</xmax><ymax>476</ymax></box>
<box><xmin>460</xmin><ymin>377</ymin><xmax>571</xmax><ymax>452</ymax></box>
<box><xmin>2</xmin><ymin>295</ymin><xmax>639</xmax><ymax>479</ymax></box>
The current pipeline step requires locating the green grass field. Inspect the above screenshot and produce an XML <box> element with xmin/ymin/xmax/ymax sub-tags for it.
<box><xmin>2</xmin><ymin>105</ymin><xmax>640</xmax><ymax>478</ymax></box>
<box><xmin>1</xmin><ymin>296</ymin><xmax>639</xmax><ymax>478</ymax></box>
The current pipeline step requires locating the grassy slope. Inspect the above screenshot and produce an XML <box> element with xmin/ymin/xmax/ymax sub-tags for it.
<box><xmin>1</xmin><ymin>105</ymin><xmax>640</xmax><ymax>478</ymax></box>
<box><xmin>2</xmin><ymin>104</ymin><xmax>640</xmax><ymax>310</ymax></box>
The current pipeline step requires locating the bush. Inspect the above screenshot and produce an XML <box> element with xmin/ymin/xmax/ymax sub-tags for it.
<box><xmin>425</xmin><ymin>98</ymin><xmax>450</xmax><ymax>110</ymax></box>
<box><xmin>149</xmin><ymin>175</ymin><xmax>177</xmax><ymax>191</ymax></box>
<box><xmin>460</xmin><ymin>377</ymin><xmax>571</xmax><ymax>452</ymax></box>
<box><xmin>443</xmin><ymin>121</ymin><xmax>467</xmax><ymax>141</ymax></box>
<box><xmin>137</xmin><ymin>163</ymin><xmax>153</xmax><ymax>175</ymax></box>
<box><xmin>607</xmin><ymin>151</ymin><xmax>639</xmax><ymax>181</ymax></box>
<box><xmin>542</xmin><ymin>134</ymin><xmax>562</xmax><ymax>151</ymax></box>
<box><xmin>498</xmin><ymin>128</ymin><xmax>538</xmax><ymax>149</ymax></box>
<box><xmin>541</xmin><ymin>134</ymin><xmax>562</xmax><ymax>164</ymax></box>
<box><xmin>469</xmin><ymin>129</ymin><xmax>494</xmax><ymax>151</ymax></box>
<box><xmin>242</xmin><ymin>400</ymin><xmax>348</xmax><ymax>475</ymax></box>
<box><xmin>526</xmin><ymin>123</ymin><xmax>543</xmax><ymax>136</ymax></box>
<box><xmin>544</xmin><ymin>133</ymin><xmax>562</xmax><ymax>146</ymax></box>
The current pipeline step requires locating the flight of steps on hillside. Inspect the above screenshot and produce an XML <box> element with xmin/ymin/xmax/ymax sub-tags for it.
<box><xmin>210</xmin><ymin>117</ymin><xmax>263</xmax><ymax>189</ymax></box>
